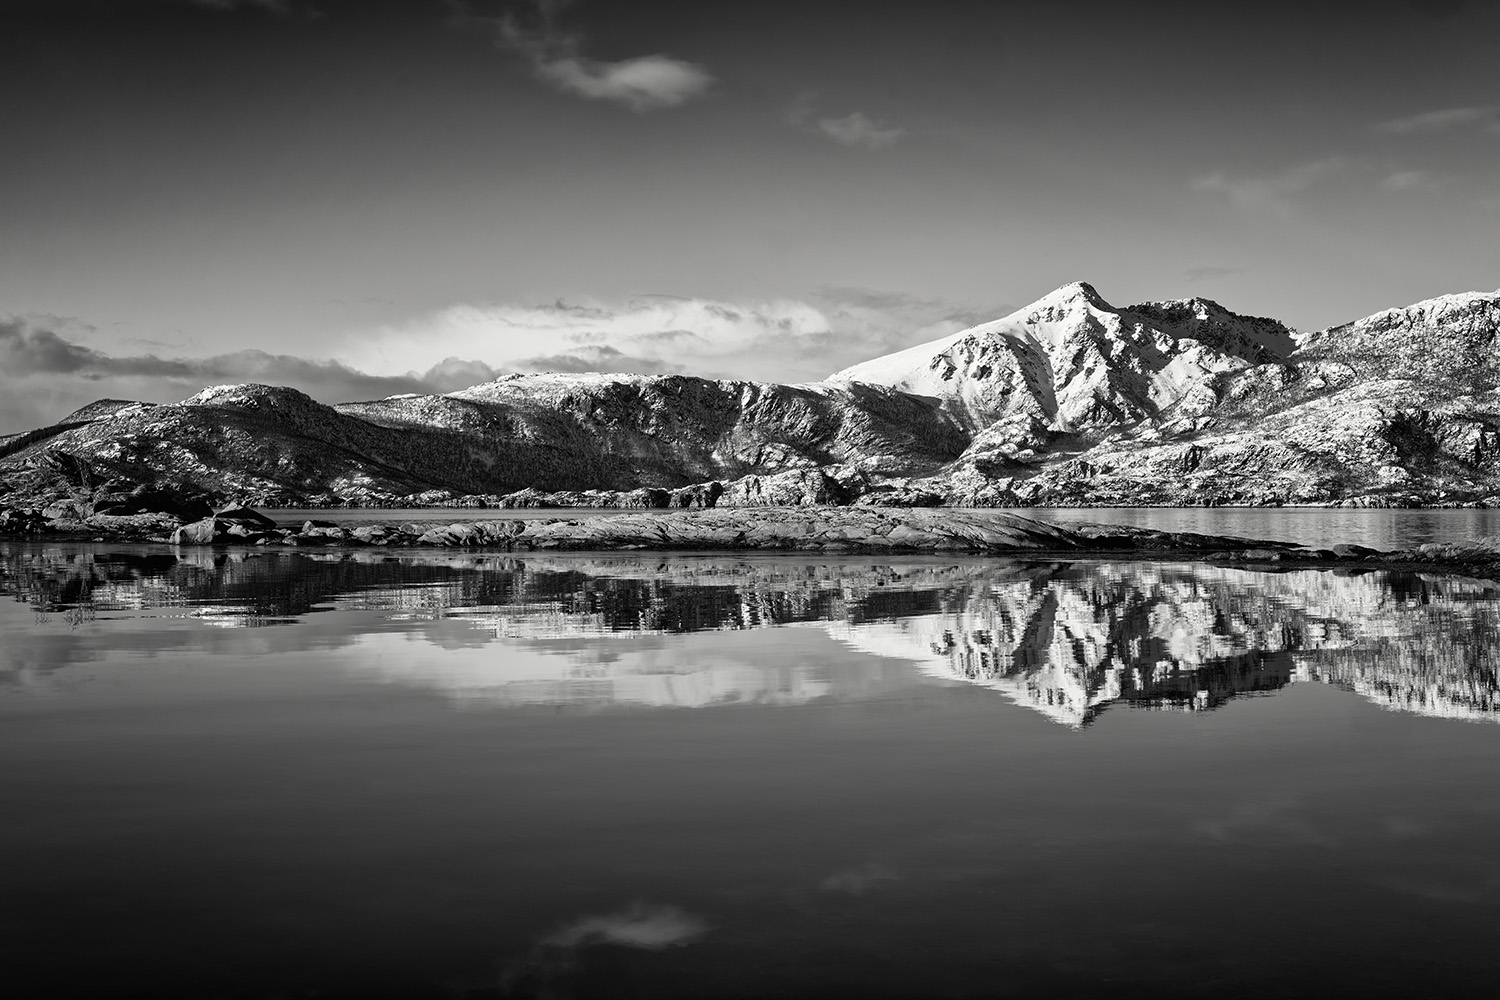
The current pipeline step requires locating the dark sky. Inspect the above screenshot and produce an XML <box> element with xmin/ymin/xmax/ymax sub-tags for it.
<box><xmin>2</xmin><ymin>0</ymin><xmax>1498</xmax><ymax>428</ymax></box>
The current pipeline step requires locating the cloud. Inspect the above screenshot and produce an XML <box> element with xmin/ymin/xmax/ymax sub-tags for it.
<box><xmin>1183</xmin><ymin>265</ymin><xmax>1243</xmax><ymax>283</ymax></box>
<box><xmin>786</xmin><ymin>93</ymin><xmax>905</xmax><ymax>149</ymax></box>
<box><xmin>511</xmin><ymin>343</ymin><xmax>686</xmax><ymax>375</ymax></box>
<box><xmin>1380</xmin><ymin>169</ymin><xmax>1443</xmax><ymax>192</ymax></box>
<box><xmin>543</xmin><ymin>902</ymin><xmax>707</xmax><ymax>950</ymax></box>
<box><xmin>489</xmin><ymin>0</ymin><xmax>714</xmax><ymax>111</ymax></box>
<box><xmin>820</xmin><ymin>862</ymin><xmax>898</xmax><ymax>895</ymax></box>
<box><xmin>816</xmin><ymin>111</ymin><xmax>905</xmax><ymax>149</ymax></box>
<box><xmin>1374</xmin><ymin>106</ymin><xmax>1498</xmax><ymax>134</ymax></box>
<box><xmin>346</xmin><ymin>289</ymin><xmax>984</xmax><ymax>389</ymax></box>
<box><xmin>1192</xmin><ymin>157</ymin><xmax>1351</xmax><ymax>212</ymax></box>
<box><xmin>0</xmin><ymin>317</ymin><xmax>506</xmax><ymax>432</ymax></box>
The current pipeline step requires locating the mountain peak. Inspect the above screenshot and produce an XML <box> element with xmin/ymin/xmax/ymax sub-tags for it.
<box><xmin>1029</xmin><ymin>280</ymin><xmax>1111</xmax><ymax>312</ymax></box>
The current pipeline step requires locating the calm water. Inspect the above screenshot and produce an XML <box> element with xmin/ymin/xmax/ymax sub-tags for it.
<box><xmin>4</xmin><ymin>543</ymin><xmax>1500</xmax><ymax>998</ymax></box>
<box><xmin>265</xmin><ymin>506</ymin><xmax>1500</xmax><ymax>550</ymax></box>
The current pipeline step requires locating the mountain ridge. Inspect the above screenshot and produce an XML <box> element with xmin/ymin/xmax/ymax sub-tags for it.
<box><xmin>4</xmin><ymin>282</ymin><xmax>1500</xmax><ymax>510</ymax></box>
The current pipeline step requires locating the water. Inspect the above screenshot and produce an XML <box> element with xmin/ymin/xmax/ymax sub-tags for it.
<box><xmin>4</xmin><ymin>542</ymin><xmax>1500</xmax><ymax>998</ymax></box>
<box><xmin>264</xmin><ymin>506</ymin><xmax>1500</xmax><ymax>551</ymax></box>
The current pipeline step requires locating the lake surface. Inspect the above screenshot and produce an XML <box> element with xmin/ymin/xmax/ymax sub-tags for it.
<box><xmin>264</xmin><ymin>506</ymin><xmax>1500</xmax><ymax>551</ymax></box>
<box><xmin>4</xmin><ymin>543</ymin><xmax>1500</xmax><ymax>998</ymax></box>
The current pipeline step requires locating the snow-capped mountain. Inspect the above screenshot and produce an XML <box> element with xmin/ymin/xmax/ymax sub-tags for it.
<box><xmin>829</xmin><ymin>281</ymin><xmax>1294</xmax><ymax>436</ymax></box>
<box><xmin>3</xmin><ymin>282</ymin><xmax>1500</xmax><ymax>509</ymax></box>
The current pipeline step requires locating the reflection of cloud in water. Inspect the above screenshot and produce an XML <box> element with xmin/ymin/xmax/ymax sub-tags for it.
<box><xmin>820</xmin><ymin>862</ymin><xmax>898</xmax><ymax>895</ymax></box>
<box><xmin>1192</xmin><ymin>795</ymin><xmax>1339</xmax><ymax>848</ymax></box>
<box><xmin>341</xmin><ymin>628</ymin><xmax>843</xmax><ymax>710</ymax></box>
<box><xmin>544</xmin><ymin>902</ymin><xmax>708</xmax><ymax>950</ymax></box>
<box><xmin>501</xmin><ymin>902</ymin><xmax>708</xmax><ymax>998</ymax></box>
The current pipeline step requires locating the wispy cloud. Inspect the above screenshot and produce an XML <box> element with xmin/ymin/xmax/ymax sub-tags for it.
<box><xmin>1374</xmin><ymin>106</ymin><xmax>1498</xmax><ymax>134</ymax></box>
<box><xmin>511</xmin><ymin>343</ymin><xmax>686</xmax><ymax>376</ymax></box>
<box><xmin>817</xmin><ymin>111</ymin><xmax>905</xmax><ymax>149</ymax></box>
<box><xmin>482</xmin><ymin>0</ymin><xmax>714</xmax><ymax>111</ymax></box>
<box><xmin>543</xmin><ymin>902</ymin><xmax>708</xmax><ymax>950</ymax></box>
<box><xmin>1380</xmin><ymin>169</ymin><xmax>1443</xmax><ymax>193</ymax></box>
<box><xmin>1192</xmin><ymin>157</ymin><xmax>1351</xmax><ymax>212</ymax></box>
<box><xmin>1183</xmin><ymin>264</ymin><xmax>1243</xmax><ymax>283</ymax></box>
<box><xmin>500</xmin><ymin>901</ymin><xmax>708</xmax><ymax>997</ymax></box>
<box><xmin>787</xmin><ymin>94</ymin><xmax>905</xmax><ymax>149</ymax></box>
<box><xmin>820</xmin><ymin>862</ymin><xmax>898</xmax><ymax>895</ymax></box>
<box><xmin>348</xmin><ymin>289</ymin><xmax>981</xmax><ymax>388</ymax></box>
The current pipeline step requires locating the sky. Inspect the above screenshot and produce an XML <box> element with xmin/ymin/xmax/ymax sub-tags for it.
<box><xmin>2</xmin><ymin>0</ymin><xmax>1498</xmax><ymax>430</ymax></box>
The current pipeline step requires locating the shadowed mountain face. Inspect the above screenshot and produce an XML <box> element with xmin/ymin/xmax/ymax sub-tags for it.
<box><xmin>1</xmin><ymin>284</ymin><xmax>1497</xmax><ymax>508</ymax></box>
<box><xmin>5</xmin><ymin>545</ymin><xmax>1496</xmax><ymax>725</ymax></box>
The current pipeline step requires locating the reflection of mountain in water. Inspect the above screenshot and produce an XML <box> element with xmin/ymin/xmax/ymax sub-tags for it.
<box><xmin>2</xmin><ymin>544</ymin><xmax>1497</xmax><ymax>724</ymax></box>
<box><xmin>835</xmin><ymin>564</ymin><xmax>1500</xmax><ymax>726</ymax></box>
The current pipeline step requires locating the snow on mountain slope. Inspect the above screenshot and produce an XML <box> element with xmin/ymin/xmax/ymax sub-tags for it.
<box><xmin>828</xmin><ymin>281</ymin><xmax>1295</xmax><ymax>437</ymax></box>
<box><xmin>1297</xmin><ymin>288</ymin><xmax>1500</xmax><ymax>381</ymax></box>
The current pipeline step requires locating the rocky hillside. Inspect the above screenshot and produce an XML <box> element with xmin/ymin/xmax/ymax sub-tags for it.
<box><xmin>0</xmin><ymin>374</ymin><xmax>965</xmax><ymax>509</ymax></box>
<box><xmin>978</xmin><ymin>288</ymin><xmax>1500</xmax><ymax>507</ymax></box>
<box><xmin>1</xmin><ymin>282</ymin><xmax>1498</xmax><ymax>509</ymax></box>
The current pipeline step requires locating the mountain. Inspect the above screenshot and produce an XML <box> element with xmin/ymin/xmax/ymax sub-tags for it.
<box><xmin>993</xmin><ymin>288</ymin><xmax>1500</xmax><ymax>506</ymax></box>
<box><xmin>830</xmin><ymin>281</ymin><xmax>1292</xmax><ymax>435</ymax></box>
<box><xmin>2</xmin><ymin>283</ymin><xmax>1499</xmax><ymax>510</ymax></box>
<box><xmin>0</xmin><ymin>374</ymin><xmax>966</xmax><ymax>508</ymax></box>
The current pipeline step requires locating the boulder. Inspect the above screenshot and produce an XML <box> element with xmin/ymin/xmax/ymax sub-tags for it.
<box><xmin>719</xmin><ymin>470</ymin><xmax>844</xmax><ymax>507</ymax></box>
<box><xmin>670</xmin><ymin>482</ymin><xmax>723</xmax><ymax>509</ymax></box>
<box><xmin>170</xmin><ymin>517</ymin><xmax>220</xmax><ymax>546</ymax></box>
<box><xmin>1331</xmin><ymin>543</ymin><xmax>1381</xmax><ymax>559</ymax></box>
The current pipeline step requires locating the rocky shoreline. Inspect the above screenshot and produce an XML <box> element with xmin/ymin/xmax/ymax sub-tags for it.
<box><xmin>8</xmin><ymin>500</ymin><xmax>1500</xmax><ymax>578</ymax></box>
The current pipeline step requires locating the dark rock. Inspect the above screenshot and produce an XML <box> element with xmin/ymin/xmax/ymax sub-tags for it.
<box><xmin>620</xmin><ymin>488</ymin><xmax>672</xmax><ymax>509</ymax></box>
<box><xmin>1332</xmin><ymin>543</ymin><xmax>1381</xmax><ymax>559</ymax></box>
<box><xmin>671</xmin><ymin>482</ymin><xmax>723</xmax><ymax>509</ymax></box>
<box><xmin>215</xmin><ymin>506</ymin><xmax>277</xmax><ymax>529</ymax></box>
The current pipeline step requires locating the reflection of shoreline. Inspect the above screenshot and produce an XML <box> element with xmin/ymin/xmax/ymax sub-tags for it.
<box><xmin>3</xmin><ymin>545</ymin><xmax>1498</xmax><ymax>725</ymax></box>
